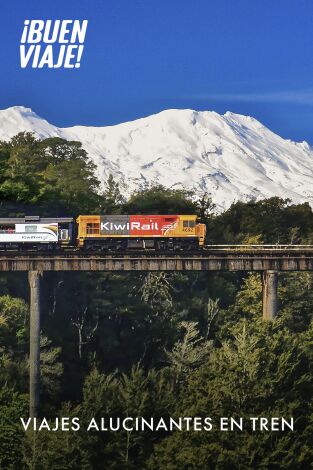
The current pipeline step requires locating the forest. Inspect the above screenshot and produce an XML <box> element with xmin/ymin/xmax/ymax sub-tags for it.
<box><xmin>0</xmin><ymin>133</ymin><xmax>312</xmax><ymax>469</ymax></box>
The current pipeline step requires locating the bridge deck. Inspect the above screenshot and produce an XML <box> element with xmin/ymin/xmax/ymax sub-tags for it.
<box><xmin>0</xmin><ymin>246</ymin><xmax>312</xmax><ymax>271</ymax></box>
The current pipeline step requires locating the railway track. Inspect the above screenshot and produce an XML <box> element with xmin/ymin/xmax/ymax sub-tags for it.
<box><xmin>0</xmin><ymin>246</ymin><xmax>312</xmax><ymax>271</ymax></box>
<box><xmin>0</xmin><ymin>245</ymin><xmax>313</xmax><ymax>256</ymax></box>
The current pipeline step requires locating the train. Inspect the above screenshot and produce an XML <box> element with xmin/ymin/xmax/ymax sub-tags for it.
<box><xmin>0</xmin><ymin>214</ymin><xmax>206</xmax><ymax>251</ymax></box>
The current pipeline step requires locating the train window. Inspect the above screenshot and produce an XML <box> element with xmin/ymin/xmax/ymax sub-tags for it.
<box><xmin>25</xmin><ymin>225</ymin><xmax>37</xmax><ymax>233</ymax></box>
<box><xmin>59</xmin><ymin>229</ymin><xmax>69</xmax><ymax>240</ymax></box>
<box><xmin>0</xmin><ymin>225</ymin><xmax>15</xmax><ymax>233</ymax></box>
<box><xmin>86</xmin><ymin>223</ymin><xmax>100</xmax><ymax>234</ymax></box>
<box><xmin>183</xmin><ymin>220</ymin><xmax>196</xmax><ymax>228</ymax></box>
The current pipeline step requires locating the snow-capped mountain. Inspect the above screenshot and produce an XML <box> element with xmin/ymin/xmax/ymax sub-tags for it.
<box><xmin>0</xmin><ymin>105</ymin><xmax>313</xmax><ymax>212</ymax></box>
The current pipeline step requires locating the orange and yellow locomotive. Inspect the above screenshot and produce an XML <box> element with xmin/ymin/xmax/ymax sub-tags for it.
<box><xmin>77</xmin><ymin>214</ymin><xmax>206</xmax><ymax>250</ymax></box>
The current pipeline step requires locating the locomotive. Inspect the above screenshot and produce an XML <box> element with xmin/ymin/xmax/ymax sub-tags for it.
<box><xmin>0</xmin><ymin>214</ymin><xmax>206</xmax><ymax>251</ymax></box>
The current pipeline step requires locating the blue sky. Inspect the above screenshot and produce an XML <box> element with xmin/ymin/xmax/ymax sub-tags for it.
<box><xmin>1</xmin><ymin>0</ymin><xmax>313</xmax><ymax>142</ymax></box>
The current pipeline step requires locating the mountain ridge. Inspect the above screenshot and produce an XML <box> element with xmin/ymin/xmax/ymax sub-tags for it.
<box><xmin>0</xmin><ymin>105</ymin><xmax>312</xmax><ymax>212</ymax></box>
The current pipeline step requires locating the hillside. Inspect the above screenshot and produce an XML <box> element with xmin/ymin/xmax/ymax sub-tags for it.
<box><xmin>1</xmin><ymin>106</ymin><xmax>313</xmax><ymax>211</ymax></box>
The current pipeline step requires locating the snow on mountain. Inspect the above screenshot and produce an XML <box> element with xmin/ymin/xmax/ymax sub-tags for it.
<box><xmin>0</xmin><ymin>105</ymin><xmax>313</xmax><ymax>212</ymax></box>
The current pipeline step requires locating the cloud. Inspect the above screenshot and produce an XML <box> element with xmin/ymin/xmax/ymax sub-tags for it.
<box><xmin>185</xmin><ymin>90</ymin><xmax>313</xmax><ymax>105</ymax></box>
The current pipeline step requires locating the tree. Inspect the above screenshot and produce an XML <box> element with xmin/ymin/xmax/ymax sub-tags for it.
<box><xmin>0</xmin><ymin>134</ymin><xmax>101</xmax><ymax>214</ymax></box>
<box><xmin>40</xmin><ymin>138</ymin><xmax>100</xmax><ymax>214</ymax></box>
<box><xmin>40</xmin><ymin>335</ymin><xmax>63</xmax><ymax>403</ymax></box>
<box><xmin>0</xmin><ymin>295</ymin><xmax>29</xmax><ymax>391</ymax></box>
<box><xmin>0</xmin><ymin>387</ymin><xmax>28</xmax><ymax>470</ymax></box>
<box><xmin>71</xmin><ymin>307</ymin><xmax>98</xmax><ymax>360</ymax></box>
<box><xmin>149</xmin><ymin>319</ymin><xmax>313</xmax><ymax>470</ymax></box>
<box><xmin>101</xmin><ymin>174</ymin><xmax>125</xmax><ymax>213</ymax></box>
<box><xmin>140</xmin><ymin>272</ymin><xmax>173</xmax><ymax>311</ymax></box>
<box><xmin>124</xmin><ymin>185</ymin><xmax>197</xmax><ymax>214</ymax></box>
<box><xmin>165</xmin><ymin>321</ymin><xmax>211</xmax><ymax>389</ymax></box>
<box><xmin>206</xmin><ymin>298</ymin><xmax>219</xmax><ymax>339</ymax></box>
<box><xmin>195</xmin><ymin>193</ymin><xmax>215</xmax><ymax>222</ymax></box>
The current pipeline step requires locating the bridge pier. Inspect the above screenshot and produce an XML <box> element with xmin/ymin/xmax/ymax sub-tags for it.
<box><xmin>28</xmin><ymin>271</ymin><xmax>42</xmax><ymax>418</ymax></box>
<box><xmin>262</xmin><ymin>270</ymin><xmax>278</xmax><ymax>320</ymax></box>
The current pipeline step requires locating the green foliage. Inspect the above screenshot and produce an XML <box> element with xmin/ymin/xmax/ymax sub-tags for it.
<box><xmin>0</xmin><ymin>295</ymin><xmax>29</xmax><ymax>348</ymax></box>
<box><xmin>0</xmin><ymin>387</ymin><xmax>28</xmax><ymax>470</ymax></box>
<box><xmin>0</xmin><ymin>295</ymin><xmax>29</xmax><ymax>391</ymax></box>
<box><xmin>279</xmin><ymin>272</ymin><xmax>313</xmax><ymax>331</ymax></box>
<box><xmin>140</xmin><ymin>272</ymin><xmax>173</xmax><ymax>311</ymax></box>
<box><xmin>30</xmin><ymin>366</ymin><xmax>175</xmax><ymax>470</ymax></box>
<box><xmin>149</xmin><ymin>320</ymin><xmax>313</xmax><ymax>470</ymax></box>
<box><xmin>194</xmin><ymin>193</ymin><xmax>215</xmax><ymax>222</ymax></box>
<box><xmin>22</xmin><ymin>403</ymin><xmax>82</xmax><ymax>470</ymax></box>
<box><xmin>207</xmin><ymin>197</ymin><xmax>313</xmax><ymax>244</ymax></box>
<box><xmin>40</xmin><ymin>335</ymin><xmax>63</xmax><ymax>405</ymax></box>
<box><xmin>80</xmin><ymin>365</ymin><xmax>174</xmax><ymax>468</ymax></box>
<box><xmin>124</xmin><ymin>184</ymin><xmax>198</xmax><ymax>214</ymax></box>
<box><xmin>101</xmin><ymin>174</ymin><xmax>126</xmax><ymax>213</ymax></box>
<box><xmin>0</xmin><ymin>134</ymin><xmax>312</xmax><ymax>468</ymax></box>
<box><xmin>0</xmin><ymin>133</ymin><xmax>101</xmax><ymax>214</ymax></box>
<box><xmin>165</xmin><ymin>321</ymin><xmax>211</xmax><ymax>389</ymax></box>
<box><xmin>227</xmin><ymin>273</ymin><xmax>263</xmax><ymax>320</ymax></box>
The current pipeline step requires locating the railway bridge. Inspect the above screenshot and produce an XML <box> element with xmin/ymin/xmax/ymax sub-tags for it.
<box><xmin>4</xmin><ymin>244</ymin><xmax>313</xmax><ymax>320</ymax></box>
<box><xmin>2</xmin><ymin>245</ymin><xmax>313</xmax><ymax>417</ymax></box>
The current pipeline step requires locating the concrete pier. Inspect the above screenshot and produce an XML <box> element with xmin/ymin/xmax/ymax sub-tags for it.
<box><xmin>28</xmin><ymin>271</ymin><xmax>42</xmax><ymax>418</ymax></box>
<box><xmin>262</xmin><ymin>270</ymin><xmax>278</xmax><ymax>321</ymax></box>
